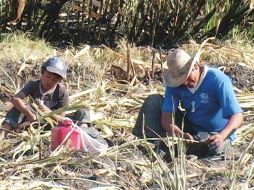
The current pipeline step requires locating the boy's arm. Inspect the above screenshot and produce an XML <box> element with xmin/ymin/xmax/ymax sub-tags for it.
<box><xmin>10</xmin><ymin>95</ymin><xmax>36</xmax><ymax>122</ymax></box>
<box><xmin>35</xmin><ymin>100</ymin><xmax>65</xmax><ymax>122</ymax></box>
<box><xmin>10</xmin><ymin>80</ymin><xmax>37</xmax><ymax>122</ymax></box>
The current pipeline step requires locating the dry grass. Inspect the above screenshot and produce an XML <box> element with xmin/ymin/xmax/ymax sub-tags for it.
<box><xmin>0</xmin><ymin>33</ymin><xmax>53</xmax><ymax>62</ymax></box>
<box><xmin>184</xmin><ymin>38</ymin><xmax>254</xmax><ymax>67</ymax></box>
<box><xmin>0</xmin><ymin>33</ymin><xmax>254</xmax><ymax>189</ymax></box>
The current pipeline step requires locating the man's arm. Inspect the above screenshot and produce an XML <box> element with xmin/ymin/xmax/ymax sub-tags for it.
<box><xmin>161</xmin><ymin>112</ymin><xmax>193</xmax><ymax>140</ymax></box>
<box><xmin>220</xmin><ymin>112</ymin><xmax>243</xmax><ymax>140</ymax></box>
<box><xmin>210</xmin><ymin>112</ymin><xmax>243</xmax><ymax>147</ymax></box>
<box><xmin>211</xmin><ymin>72</ymin><xmax>244</xmax><ymax>147</ymax></box>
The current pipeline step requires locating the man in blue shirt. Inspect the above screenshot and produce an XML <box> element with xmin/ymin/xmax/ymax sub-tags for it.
<box><xmin>133</xmin><ymin>48</ymin><xmax>243</xmax><ymax>157</ymax></box>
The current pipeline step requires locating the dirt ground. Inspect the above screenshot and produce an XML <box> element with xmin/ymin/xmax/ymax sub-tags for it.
<box><xmin>0</xmin><ymin>53</ymin><xmax>254</xmax><ymax>190</ymax></box>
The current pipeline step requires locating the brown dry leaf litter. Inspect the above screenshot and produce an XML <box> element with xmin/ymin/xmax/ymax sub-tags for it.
<box><xmin>0</xmin><ymin>39</ymin><xmax>253</xmax><ymax>190</ymax></box>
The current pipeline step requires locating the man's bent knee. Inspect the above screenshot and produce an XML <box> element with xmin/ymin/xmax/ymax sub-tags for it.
<box><xmin>133</xmin><ymin>94</ymin><xmax>166</xmax><ymax>138</ymax></box>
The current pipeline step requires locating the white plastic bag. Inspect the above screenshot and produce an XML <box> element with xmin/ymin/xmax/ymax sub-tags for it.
<box><xmin>73</xmin><ymin>123</ymin><xmax>108</xmax><ymax>153</ymax></box>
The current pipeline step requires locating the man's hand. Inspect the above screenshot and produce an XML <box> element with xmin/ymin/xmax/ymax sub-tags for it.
<box><xmin>183</xmin><ymin>132</ymin><xmax>194</xmax><ymax>142</ymax></box>
<box><xmin>209</xmin><ymin>133</ymin><xmax>224</xmax><ymax>150</ymax></box>
<box><xmin>183</xmin><ymin>132</ymin><xmax>193</xmax><ymax>140</ymax></box>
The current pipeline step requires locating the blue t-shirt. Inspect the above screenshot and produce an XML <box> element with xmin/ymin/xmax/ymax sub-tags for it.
<box><xmin>162</xmin><ymin>67</ymin><xmax>242</xmax><ymax>140</ymax></box>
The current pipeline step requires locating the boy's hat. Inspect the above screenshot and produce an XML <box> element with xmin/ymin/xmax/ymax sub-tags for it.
<box><xmin>163</xmin><ymin>49</ymin><xmax>199</xmax><ymax>87</ymax></box>
<box><xmin>42</xmin><ymin>57</ymin><xmax>67</xmax><ymax>79</ymax></box>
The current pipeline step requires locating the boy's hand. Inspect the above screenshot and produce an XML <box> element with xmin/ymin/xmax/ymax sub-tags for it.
<box><xmin>35</xmin><ymin>99</ymin><xmax>51</xmax><ymax>113</ymax></box>
<box><xmin>26</xmin><ymin>112</ymin><xmax>37</xmax><ymax>122</ymax></box>
<box><xmin>38</xmin><ymin>103</ymin><xmax>51</xmax><ymax>113</ymax></box>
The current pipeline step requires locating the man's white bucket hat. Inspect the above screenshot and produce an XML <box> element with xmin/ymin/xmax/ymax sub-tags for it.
<box><xmin>163</xmin><ymin>48</ymin><xmax>199</xmax><ymax>87</ymax></box>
